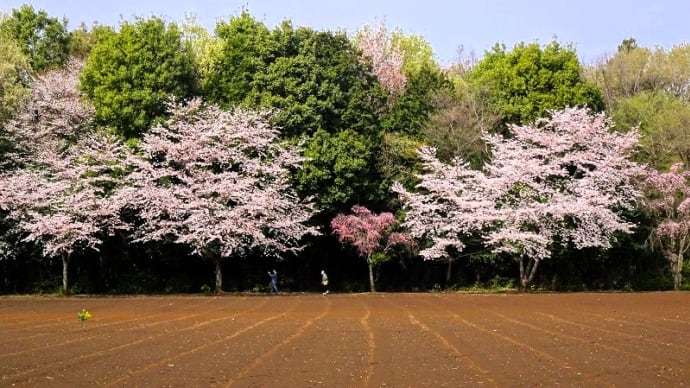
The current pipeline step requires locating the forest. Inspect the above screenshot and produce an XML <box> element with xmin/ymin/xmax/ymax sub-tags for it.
<box><xmin>1</xmin><ymin>4</ymin><xmax>689</xmax><ymax>294</ymax></box>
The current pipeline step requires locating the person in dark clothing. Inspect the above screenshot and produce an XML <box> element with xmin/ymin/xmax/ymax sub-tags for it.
<box><xmin>268</xmin><ymin>269</ymin><xmax>279</xmax><ymax>293</ymax></box>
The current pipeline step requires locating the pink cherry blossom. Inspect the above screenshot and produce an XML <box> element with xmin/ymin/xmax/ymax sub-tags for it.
<box><xmin>0</xmin><ymin>60</ymin><xmax>127</xmax><ymax>294</ymax></box>
<box><xmin>331</xmin><ymin>205</ymin><xmax>414</xmax><ymax>292</ymax></box>
<box><xmin>644</xmin><ymin>162</ymin><xmax>690</xmax><ymax>290</ymax></box>
<box><xmin>117</xmin><ymin>98</ymin><xmax>318</xmax><ymax>292</ymax></box>
<box><xmin>397</xmin><ymin>107</ymin><xmax>644</xmax><ymax>289</ymax></box>
<box><xmin>355</xmin><ymin>21</ymin><xmax>406</xmax><ymax>96</ymax></box>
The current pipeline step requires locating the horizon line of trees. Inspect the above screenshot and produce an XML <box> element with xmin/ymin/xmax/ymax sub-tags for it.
<box><xmin>1</xmin><ymin>4</ymin><xmax>689</xmax><ymax>294</ymax></box>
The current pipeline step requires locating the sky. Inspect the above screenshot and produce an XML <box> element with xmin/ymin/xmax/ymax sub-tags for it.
<box><xmin>1</xmin><ymin>0</ymin><xmax>689</xmax><ymax>65</ymax></box>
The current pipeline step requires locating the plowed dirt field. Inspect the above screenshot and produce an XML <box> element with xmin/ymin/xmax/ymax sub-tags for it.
<box><xmin>1</xmin><ymin>292</ymin><xmax>689</xmax><ymax>387</ymax></box>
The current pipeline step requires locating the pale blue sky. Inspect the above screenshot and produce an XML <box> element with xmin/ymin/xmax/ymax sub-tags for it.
<box><xmin>1</xmin><ymin>0</ymin><xmax>689</xmax><ymax>65</ymax></box>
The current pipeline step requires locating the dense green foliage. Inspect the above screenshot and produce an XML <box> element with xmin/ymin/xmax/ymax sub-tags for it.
<box><xmin>0</xmin><ymin>36</ymin><xmax>30</xmax><ymax>123</ymax></box>
<box><xmin>67</xmin><ymin>23</ymin><xmax>111</xmax><ymax>60</ymax></box>
<box><xmin>0</xmin><ymin>4</ymin><xmax>70</xmax><ymax>72</ymax></box>
<box><xmin>378</xmin><ymin>64</ymin><xmax>450</xmax><ymax>194</ymax></box>
<box><xmin>79</xmin><ymin>17</ymin><xmax>197</xmax><ymax>138</ymax></box>
<box><xmin>468</xmin><ymin>41</ymin><xmax>604</xmax><ymax>128</ymax></box>
<box><xmin>300</xmin><ymin>128</ymin><xmax>382</xmax><ymax>211</ymax></box>
<box><xmin>586</xmin><ymin>41</ymin><xmax>690</xmax><ymax>170</ymax></box>
<box><xmin>248</xmin><ymin>26</ymin><xmax>385</xmax><ymax>139</ymax></box>
<box><xmin>612</xmin><ymin>91</ymin><xmax>690</xmax><ymax>169</ymax></box>
<box><xmin>203</xmin><ymin>12</ymin><xmax>274</xmax><ymax>106</ymax></box>
<box><xmin>206</xmin><ymin>14</ymin><xmax>390</xmax><ymax>213</ymax></box>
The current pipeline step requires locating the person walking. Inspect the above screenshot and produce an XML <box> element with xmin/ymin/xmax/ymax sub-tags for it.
<box><xmin>268</xmin><ymin>269</ymin><xmax>279</xmax><ymax>293</ymax></box>
<box><xmin>320</xmin><ymin>270</ymin><xmax>329</xmax><ymax>294</ymax></box>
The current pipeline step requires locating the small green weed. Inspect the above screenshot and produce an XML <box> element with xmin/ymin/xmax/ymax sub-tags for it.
<box><xmin>77</xmin><ymin>309</ymin><xmax>92</xmax><ymax>322</ymax></box>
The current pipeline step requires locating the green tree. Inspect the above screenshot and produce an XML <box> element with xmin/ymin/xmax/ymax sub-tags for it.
<box><xmin>203</xmin><ymin>11</ymin><xmax>275</xmax><ymax>107</ymax></box>
<box><xmin>587</xmin><ymin>40</ymin><xmax>690</xmax><ymax>170</ymax></box>
<box><xmin>663</xmin><ymin>44</ymin><xmax>690</xmax><ymax>100</ymax></box>
<box><xmin>68</xmin><ymin>22</ymin><xmax>111</xmax><ymax>59</ymax></box>
<box><xmin>379</xmin><ymin>65</ymin><xmax>450</xmax><ymax>191</ymax></box>
<box><xmin>586</xmin><ymin>42</ymin><xmax>690</xmax><ymax>110</ymax></box>
<box><xmin>300</xmin><ymin>129</ymin><xmax>382</xmax><ymax>212</ymax></box>
<box><xmin>248</xmin><ymin>24</ymin><xmax>385</xmax><ymax>139</ymax></box>
<box><xmin>382</xmin><ymin>63</ymin><xmax>449</xmax><ymax>136</ymax></box>
<box><xmin>618</xmin><ymin>37</ymin><xmax>638</xmax><ymax>53</ymax></box>
<box><xmin>612</xmin><ymin>92</ymin><xmax>690</xmax><ymax>169</ymax></box>
<box><xmin>0</xmin><ymin>36</ymin><xmax>30</xmax><ymax>123</ymax></box>
<box><xmin>356</xmin><ymin>25</ymin><xmax>451</xmax><ymax>195</ymax></box>
<box><xmin>79</xmin><ymin>17</ymin><xmax>198</xmax><ymax>139</ymax></box>
<box><xmin>586</xmin><ymin>44</ymin><xmax>656</xmax><ymax>109</ymax></box>
<box><xmin>180</xmin><ymin>15</ymin><xmax>222</xmax><ymax>87</ymax></box>
<box><xmin>0</xmin><ymin>4</ymin><xmax>70</xmax><ymax>72</ymax></box>
<box><xmin>0</xmin><ymin>36</ymin><xmax>30</xmax><ymax>169</ymax></box>
<box><xmin>392</xmin><ymin>32</ymin><xmax>437</xmax><ymax>77</ymax></box>
<box><xmin>207</xmin><ymin>14</ymin><xmax>388</xmax><ymax>212</ymax></box>
<box><xmin>469</xmin><ymin>41</ymin><xmax>604</xmax><ymax>127</ymax></box>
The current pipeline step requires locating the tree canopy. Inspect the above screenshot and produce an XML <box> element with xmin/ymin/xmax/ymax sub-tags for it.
<box><xmin>0</xmin><ymin>4</ymin><xmax>70</xmax><ymax>72</ymax></box>
<box><xmin>468</xmin><ymin>41</ymin><xmax>604</xmax><ymax>128</ymax></box>
<box><xmin>0</xmin><ymin>60</ymin><xmax>127</xmax><ymax>294</ymax></box>
<box><xmin>397</xmin><ymin>108</ymin><xmax>644</xmax><ymax>289</ymax></box>
<box><xmin>0</xmin><ymin>36</ymin><xmax>30</xmax><ymax>123</ymax></box>
<box><xmin>79</xmin><ymin>17</ymin><xmax>197</xmax><ymax>139</ymax></box>
<box><xmin>117</xmin><ymin>99</ymin><xmax>318</xmax><ymax>292</ymax></box>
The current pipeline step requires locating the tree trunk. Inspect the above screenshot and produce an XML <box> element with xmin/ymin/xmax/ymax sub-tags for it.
<box><xmin>518</xmin><ymin>257</ymin><xmax>525</xmax><ymax>291</ymax></box>
<box><xmin>98</xmin><ymin>255</ymin><xmax>108</xmax><ymax>291</ymax></box>
<box><xmin>446</xmin><ymin>260</ymin><xmax>452</xmax><ymax>284</ymax></box>
<box><xmin>98</xmin><ymin>256</ymin><xmax>105</xmax><ymax>288</ymax></box>
<box><xmin>518</xmin><ymin>257</ymin><xmax>540</xmax><ymax>292</ymax></box>
<box><xmin>673</xmin><ymin>253</ymin><xmax>682</xmax><ymax>291</ymax></box>
<box><xmin>214</xmin><ymin>256</ymin><xmax>223</xmax><ymax>293</ymax></box>
<box><xmin>62</xmin><ymin>252</ymin><xmax>70</xmax><ymax>295</ymax></box>
<box><xmin>670</xmin><ymin>235</ymin><xmax>689</xmax><ymax>291</ymax></box>
<box><xmin>367</xmin><ymin>257</ymin><xmax>376</xmax><ymax>293</ymax></box>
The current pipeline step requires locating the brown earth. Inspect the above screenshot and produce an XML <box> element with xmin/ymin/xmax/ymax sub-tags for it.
<box><xmin>1</xmin><ymin>292</ymin><xmax>689</xmax><ymax>387</ymax></box>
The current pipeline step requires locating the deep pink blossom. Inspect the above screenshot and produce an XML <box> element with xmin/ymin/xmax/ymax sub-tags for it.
<box><xmin>331</xmin><ymin>205</ymin><xmax>414</xmax><ymax>292</ymax></box>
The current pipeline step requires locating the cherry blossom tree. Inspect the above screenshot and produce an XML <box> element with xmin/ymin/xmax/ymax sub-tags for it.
<box><xmin>1</xmin><ymin>59</ymin><xmax>94</xmax><ymax>169</ymax></box>
<box><xmin>392</xmin><ymin>148</ymin><xmax>495</xmax><ymax>283</ymax></box>
<box><xmin>355</xmin><ymin>21</ymin><xmax>406</xmax><ymax>96</ymax></box>
<box><xmin>331</xmin><ymin>205</ymin><xmax>414</xmax><ymax>292</ymax></box>
<box><xmin>397</xmin><ymin>107</ymin><xmax>644</xmax><ymax>290</ymax></box>
<box><xmin>0</xmin><ymin>60</ymin><xmax>128</xmax><ymax>294</ymax></box>
<box><xmin>645</xmin><ymin>163</ymin><xmax>690</xmax><ymax>290</ymax></box>
<box><xmin>118</xmin><ymin>98</ymin><xmax>318</xmax><ymax>292</ymax></box>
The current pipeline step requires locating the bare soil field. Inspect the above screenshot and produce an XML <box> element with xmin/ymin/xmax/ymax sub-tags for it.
<box><xmin>1</xmin><ymin>292</ymin><xmax>689</xmax><ymax>387</ymax></box>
